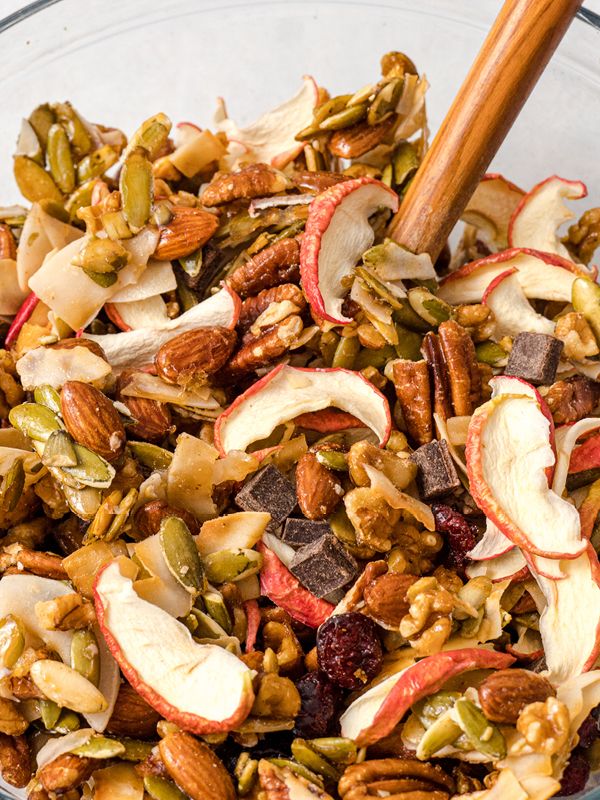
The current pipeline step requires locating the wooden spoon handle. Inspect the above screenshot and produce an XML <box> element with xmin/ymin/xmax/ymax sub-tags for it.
<box><xmin>387</xmin><ymin>0</ymin><xmax>582</xmax><ymax>261</ymax></box>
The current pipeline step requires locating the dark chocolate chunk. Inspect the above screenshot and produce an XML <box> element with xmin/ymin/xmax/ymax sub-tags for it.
<box><xmin>504</xmin><ymin>332</ymin><xmax>563</xmax><ymax>386</ymax></box>
<box><xmin>289</xmin><ymin>533</ymin><xmax>358</xmax><ymax>599</ymax></box>
<box><xmin>281</xmin><ymin>518</ymin><xmax>330</xmax><ymax>549</ymax></box>
<box><xmin>234</xmin><ymin>465</ymin><xmax>296</xmax><ymax>528</ymax></box>
<box><xmin>322</xmin><ymin>588</ymin><xmax>346</xmax><ymax>605</ymax></box>
<box><xmin>410</xmin><ymin>439</ymin><xmax>461</xmax><ymax>499</ymax></box>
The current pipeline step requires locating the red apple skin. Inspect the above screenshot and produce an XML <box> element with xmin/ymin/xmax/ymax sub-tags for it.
<box><xmin>481</xmin><ymin>266</ymin><xmax>520</xmax><ymax>305</ymax></box>
<box><xmin>293</xmin><ymin>409</ymin><xmax>364</xmax><ymax>433</ymax></box>
<box><xmin>103</xmin><ymin>303</ymin><xmax>132</xmax><ymax>332</ymax></box>
<box><xmin>579</xmin><ymin>481</ymin><xmax>600</xmax><ymax>541</ymax></box>
<box><xmin>5</xmin><ymin>291</ymin><xmax>39</xmax><ymax>348</ymax></box>
<box><xmin>258</xmin><ymin>543</ymin><xmax>333</xmax><ymax>628</ymax></box>
<box><xmin>213</xmin><ymin>364</ymin><xmax>392</xmax><ymax>456</ymax></box>
<box><xmin>506</xmin><ymin>643</ymin><xmax>544</xmax><ymax>662</ymax></box>
<box><xmin>222</xmin><ymin>283</ymin><xmax>242</xmax><ymax>330</ymax></box>
<box><xmin>569</xmin><ymin>431</ymin><xmax>600</xmax><ymax>476</ymax></box>
<box><xmin>243</xmin><ymin>599</ymin><xmax>260</xmax><ymax>653</ymax></box>
<box><xmin>93</xmin><ymin>561</ymin><xmax>255</xmax><ymax>734</ymax></box>
<box><xmin>352</xmin><ymin>648</ymin><xmax>515</xmax><ymax>746</ymax></box>
<box><xmin>481</xmin><ymin>172</ymin><xmax>525</xmax><ymax>195</ymax></box>
<box><xmin>581</xmin><ymin>544</ymin><xmax>600</xmax><ymax>672</ymax></box>
<box><xmin>300</xmin><ymin>176</ymin><xmax>399</xmax><ymax>324</ymax></box>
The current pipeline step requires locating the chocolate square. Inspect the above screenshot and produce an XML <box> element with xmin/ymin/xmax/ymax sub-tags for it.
<box><xmin>281</xmin><ymin>518</ymin><xmax>330</xmax><ymax>549</ymax></box>
<box><xmin>505</xmin><ymin>332</ymin><xmax>563</xmax><ymax>386</ymax></box>
<box><xmin>234</xmin><ymin>465</ymin><xmax>296</xmax><ymax>528</ymax></box>
<box><xmin>410</xmin><ymin>439</ymin><xmax>461</xmax><ymax>499</ymax></box>
<box><xmin>289</xmin><ymin>533</ymin><xmax>358</xmax><ymax>599</ymax></box>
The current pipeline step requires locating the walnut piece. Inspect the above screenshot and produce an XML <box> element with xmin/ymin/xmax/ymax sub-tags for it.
<box><xmin>554</xmin><ymin>312</ymin><xmax>599</xmax><ymax>360</ymax></box>
<box><xmin>399</xmin><ymin>576</ymin><xmax>455</xmax><ymax>655</ymax></box>
<box><xmin>543</xmin><ymin>375</ymin><xmax>600</xmax><ymax>424</ymax></box>
<box><xmin>564</xmin><ymin>207</ymin><xmax>600</xmax><ymax>265</ymax></box>
<box><xmin>35</xmin><ymin>592</ymin><xmax>95</xmax><ymax>631</ymax></box>
<box><xmin>347</xmin><ymin>440</ymin><xmax>416</xmax><ymax>490</ymax></box>
<box><xmin>344</xmin><ymin>488</ymin><xmax>401</xmax><ymax>552</ymax></box>
<box><xmin>516</xmin><ymin>696</ymin><xmax>570</xmax><ymax>755</ymax></box>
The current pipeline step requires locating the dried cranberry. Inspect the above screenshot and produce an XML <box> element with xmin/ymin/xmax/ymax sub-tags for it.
<box><xmin>559</xmin><ymin>751</ymin><xmax>590</xmax><ymax>796</ymax></box>
<box><xmin>294</xmin><ymin>672</ymin><xmax>341</xmax><ymax>738</ymax></box>
<box><xmin>578</xmin><ymin>713</ymin><xmax>600</xmax><ymax>748</ymax></box>
<box><xmin>316</xmin><ymin>612</ymin><xmax>383</xmax><ymax>690</ymax></box>
<box><xmin>432</xmin><ymin>503</ymin><xmax>478</xmax><ymax>572</ymax></box>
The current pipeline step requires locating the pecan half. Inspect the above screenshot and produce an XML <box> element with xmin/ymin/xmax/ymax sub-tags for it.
<box><xmin>295</xmin><ymin>446</ymin><xmax>344</xmax><ymax>520</ymax></box>
<box><xmin>328</xmin><ymin>115</ymin><xmax>397</xmax><ymax>159</ymax></box>
<box><xmin>201</xmin><ymin>163</ymin><xmax>289</xmax><ymax>207</ymax></box>
<box><xmin>0</xmin><ymin>734</ymin><xmax>31</xmax><ymax>788</ymax></box>
<box><xmin>38</xmin><ymin>753</ymin><xmax>96</xmax><ymax>793</ymax></box>
<box><xmin>392</xmin><ymin>359</ymin><xmax>433</xmax><ymax>446</ymax></box>
<box><xmin>291</xmin><ymin>170</ymin><xmax>350</xmax><ymax>193</ymax></box>
<box><xmin>437</xmin><ymin>320</ymin><xmax>481</xmax><ymax>416</ymax></box>
<box><xmin>116</xmin><ymin>371</ymin><xmax>173</xmax><ymax>441</ymax></box>
<box><xmin>543</xmin><ymin>375</ymin><xmax>600</xmax><ymax>424</ymax></box>
<box><xmin>478</xmin><ymin>669</ymin><xmax>555</xmax><ymax>724</ymax></box>
<box><xmin>421</xmin><ymin>332</ymin><xmax>453</xmax><ymax>420</ymax></box>
<box><xmin>227</xmin><ymin>237</ymin><xmax>301</xmax><ymax>298</ymax></box>
<box><xmin>106</xmin><ymin>681</ymin><xmax>162</xmax><ymax>738</ymax></box>
<box><xmin>0</xmin><ymin>225</ymin><xmax>17</xmax><ymax>260</ymax></box>
<box><xmin>0</xmin><ymin>546</ymin><xmax>66</xmax><ymax>579</ymax></box>
<box><xmin>238</xmin><ymin>284</ymin><xmax>306</xmax><ymax>332</ymax></box>
<box><xmin>339</xmin><ymin>758</ymin><xmax>455</xmax><ymax>800</ymax></box>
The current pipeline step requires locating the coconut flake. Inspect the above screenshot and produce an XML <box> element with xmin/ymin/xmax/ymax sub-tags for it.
<box><xmin>109</xmin><ymin>260</ymin><xmax>176</xmax><ymax>303</ymax></box>
<box><xmin>16</xmin><ymin>345</ymin><xmax>112</xmax><ymax>390</ymax></box>
<box><xmin>121</xmin><ymin>372</ymin><xmax>219</xmax><ymax>410</ymax></box>
<box><xmin>364</xmin><ymin>464</ymin><xmax>435</xmax><ymax>530</ymax></box>
<box><xmin>0</xmin><ymin>258</ymin><xmax>28</xmax><ymax>315</ymax></box>
<box><xmin>36</xmin><ymin>728</ymin><xmax>95</xmax><ymax>770</ymax></box>
<box><xmin>248</xmin><ymin>194</ymin><xmax>313</xmax><ymax>217</ymax></box>
<box><xmin>552</xmin><ymin>417</ymin><xmax>600</xmax><ymax>496</ymax></box>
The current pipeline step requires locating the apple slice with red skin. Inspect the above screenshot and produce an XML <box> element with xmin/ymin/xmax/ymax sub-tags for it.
<box><xmin>466</xmin><ymin>547</ymin><xmax>529</xmax><ymax>583</ymax></box>
<box><xmin>579</xmin><ymin>478</ymin><xmax>600</xmax><ymax>541</ymax></box>
<box><xmin>243</xmin><ymin>599</ymin><xmax>260</xmax><ymax>653</ymax></box>
<box><xmin>5</xmin><ymin>291</ymin><xmax>39</xmax><ymax>348</ymax></box>
<box><xmin>482</xmin><ymin>268</ymin><xmax>555</xmax><ymax>339</ymax></box>
<box><xmin>468</xmin><ymin>520</ymin><xmax>514</xmax><ymax>561</ymax></box>
<box><xmin>462</xmin><ymin>173</ymin><xmax>525</xmax><ymax>252</ymax></box>
<box><xmin>300</xmin><ymin>177</ymin><xmax>399</xmax><ymax>324</ymax></box>
<box><xmin>339</xmin><ymin>648</ymin><xmax>514</xmax><ymax>746</ymax></box>
<box><xmin>94</xmin><ymin>560</ymin><xmax>255</xmax><ymax>734</ymax></box>
<box><xmin>552</xmin><ymin>418</ymin><xmax>600</xmax><ymax>496</ymax></box>
<box><xmin>257</xmin><ymin>543</ymin><xmax>333</xmax><ymax>628</ymax></box>
<box><xmin>466</xmin><ymin>393</ymin><xmax>585</xmax><ymax>559</ymax></box>
<box><xmin>438</xmin><ymin>247</ymin><xmax>588</xmax><ymax>305</ymax></box>
<box><xmin>214</xmin><ymin>364</ymin><xmax>391</xmax><ymax>455</ymax></box>
<box><xmin>570</xmin><ymin>431</ymin><xmax>600</xmax><ymax>476</ymax></box>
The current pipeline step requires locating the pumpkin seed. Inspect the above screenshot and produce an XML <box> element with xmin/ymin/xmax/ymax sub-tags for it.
<box><xmin>319</xmin><ymin>103</ymin><xmax>368</xmax><ymax>132</ymax></box>
<box><xmin>100</xmin><ymin>210</ymin><xmax>133</xmax><ymax>241</ymax></box>
<box><xmin>355</xmin><ymin>344</ymin><xmax>397</xmax><ymax>370</ymax></box>
<box><xmin>33</xmin><ymin>385</ymin><xmax>62</xmax><ymax>415</ymax></box>
<box><xmin>43</xmin><ymin>431</ymin><xmax>78</xmax><ymax>468</ymax></box>
<box><xmin>16</xmin><ymin>118</ymin><xmax>43</xmax><ymax>164</ymax></box>
<box><xmin>191</xmin><ymin>609</ymin><xmax>228</xmax><ymax>640</ymax></box>
<box><xmin>346</xmin><ymin>84</ymin><xmax>376</xmax><ymax>107</ymax></box>
<box><xmin>125</xmin><ymin>113</ymin><xmax>172</xmax><ymax>161</ymax></box>
<box><xmin>315</xmin><ymin>450</ymin><xmax>348</xmax><ymax>471</ymax></box>
<box><xmin>65</xmin><ymin>181</ymin><xmax>96</xmax><ymax>221</ymax></box>
<box><xmin>268</xmin><ymin>759</ymin><xmax>324</xmax><ymax>788</ymax></box>
<box><xmin>394</xmin><ymin>323</ymin><xmax>423</xmax><ymax>360</ymax></box>
<box><xmin>119</xmin><ymin>739</ymin><xmax>156</xmax><ymax>761</ymax></box>
<box><xmin>367</xmin><ymin>78</ymin><xmax>403</xmax><ymax>126</ymax></box>
<box><xmin>355</xmin><ymin>266</ymin><xmax>405</xmax><ymax>312</ymax></box>
<box><xmin>9</xmin><ymin>403</ymin><xmax>62</xmax><ymax>442</ymax></box>
<box><xmin>393</xmin><ymin>141</ymin><xmax>419</xmax><ymax>187</ymax></box>
<box><xmin>159</xmin><ymin>516</ymin><xmax>205</xmax><ymax>596</ymax></box>
<box><xmin>13</xmin><ymin>155</ymin><xmax>63</xmax><ymax>203</ymax></box>
<box><xmin>1</xmin><ymin>458</ymin><xmax>25</xmax><ymax>512</ymax></box>
<box><xmin>202</xmin><ymin>591</ymin><xmax>232</xmax><ymax>634</ymax></box>
<box><xmin>331</xmin><ymin>335</ymin><xmax>360</xmax><ymax>369</ymax></box>
<box><xmin>61</xmin><ymin>444</ymin><xmax>115</xmax><ymax>490</ymax></box>
<box><xmin>40</xmin><ymin>699</ymin><xmax>62</xmax><ymax>730</ymax></box>
<box><xmin>381</xmin><ymin>162</ymin><xmax>394</xmax><ymax>187</ymax></box>
<box><xmin>291</xmin><ymin>739</ymin><xmax>340</xmax><ymax>781</ymax></box>
<box><xmin>572</xmin><ymin>277</ymin><xmax>600</xmax><ymax>344</ymax></box>
<box><xmin>235</xmin><ymin>752</ymin><xmax>258</xmax><ymax>796</ymax></box>
<box><xmin>203</xmin><ymin>549</ymin><xmax>262</xmax><ymax>584</ymax></box>
<box><xmin>475</xmin><ymin>341</ymin><xmax>508</xmax><ymax>367</ymax></box>
<box><xmin>120</xmin><ymin>148</ymin><xmax>153</xmax><ymax>230</ymax></box>
<box><xmin>129</xmin><ymin>441</ymin><xmax>173</xmax><ymax>471</ymax></box>
<box><xmin>308</xmin><ymin>738</ymin><xmax>357</xmax><ymax>765</ymax></box>
<box><xmin>144</xmin><ymin>775</ymin><xmax>187</xmax><ymax>800</ymax></box>
<box><xmin>179</xmin><ymin>247</ymin><xmax>203</xmax><ymax>279</ymax></box>
<box><xmin>303</xmin><ymin>143</ymin><xmax>325</xmax><ymax>172</ymax></box>
<box><xmin>414</xmin><ymin>691</ymin><xmax>462</xmax><ymax>728</ymax></box>
<box><xmin>62</xmin><ymin>484</ymin><xmax>102</xmax><ymax>520</ymax></box>
<box><xmin>83</xmin><ymin>268</ymin><xmax>118</xmax><ymax>287</ymax></box>
<box><xmin>53</xmin><ymin>709</ymin><xmax>81</xmax><ymax>733</ymax></box>
<box><xmin>313</xmin><ymin>94</ymin><xmax>354</xmax><ymax>125</ymax></box>
<box><xmin>28</xmin><ymin>104</ymin><xmax>56</xmax><ymax>151</ymax></box>
<box><xmin>453</xmin><ymin>698</ymin><xmax>506</xmax><ymax>759</ymax></box>
<box><xmin>408</xmin><ymin>287</ymin><xmax>454</xmax><ymax>326</ymax></box>
<box><xmin>461</xmin><ymin>608</ymin><xmax>485</xmax><ymax>638</ymax></box>
<box><xmin>71</xmin><ymin>629</ymin><xmax>100</xmax><ymax>686</ymax></box>
<box><xmin>53</xmin><ymin>102</ymin><xmax>93</xmax><ymax>158</ymax></box>
<box><xmin>392</xmin><ymin>298</ymin><xmax>430</xmax><ymax>332</ymax></box>
<box><xmin>72</xmin><ymin>236</ymin><xmax>130</xmax><ymax>274</ymax></box>
<box><xmin>47</xmin><ymin>123</ymin><xmax>75</xmax><ymax>194</ymax></box>
<box><xmin>0</xmin><ymin>615</ymin><xmax>25</xmax><ymax>669</ymax></box>
<box><xmin>319</xmin><ymin>330</ymin><xmax>340</xmax><ymax>367</ymax></box>
<box><xmin>176</xmin><ymin>273</ymin><xmax>199</xmax><ymax>312</ymax></box>
<box><xmin>72</xmin><ymin>735</ymin><xmax>126</xmax><ymax>759</ymax></box>
<box><xmin>30</xmin><ymin>659</ymin><xmax>107</xmax><ymax>714</ymax></box>
<box><xmin>416</xmin><ymin>710</ymin><xmax>462</xmax><ymax>760</ymax></box>
<box><xmin>76</xmin><ymin>145</ymin><xmax>119</xmax><ymax>184</ymax></box>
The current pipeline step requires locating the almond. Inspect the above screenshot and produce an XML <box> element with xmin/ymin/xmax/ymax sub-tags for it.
<box><xmin>0</xmin><ymin>734</ymin><xmax>31</xmax><ymax>788</ymax></box>
<box><xmin>155</xmin><ymin>327</ymin><xmax>237</xmax><ymax>386</ymax></box>
<box><xmin>363</xmin><ymin>572</ymin><xmax>418</xmax><ymax>628</ymax></box>
<box><xmin>295</xmin><ymin>446</ymin><xmax>344</xmax><ymax>520</ymax></box>
<box><xmin>477</xmin><ymin>668</ymin><xmax>555</xmax><ymax>724</ymax></box>
<box><xmin>105</xmin><ymin>682</ymin><xmax>162</xmax><ymax>739</ymax></box>
<box><xmin>134</xmin><ymin>500</ymin><xmax>200</xmax><ymax>539</ymax></box>
<box><xmin>328</xmin><ymin>115</ymin><xmax>397</xmax><ymax>159</ymax></box>
<box><xmin>154</xmin><ymin>206</ymin><xmax>219</xmax><ymax>261</ymax></box>
<box><xmin>49</xmin><ymin>337</ymin><xmax>108</xmax><ymax>361</ymax></box>
<box><xmin>159</xmin><ymin>731</ymin><xmax>236</xmax><ymax>800</ymax></box>
<box><xmin>61</xmin><ymin>381</ymin><xmax>126</xmax><ymax>463</ymax></box>
<box><xmin>38</xmin><ymin>753</ymin><xmax>96</xmax><ymax>793</ymax></box>
<box><xmin>116</xmin><ymin>371</ymin><xmax>173</xmax><ymax>442</ymax></box>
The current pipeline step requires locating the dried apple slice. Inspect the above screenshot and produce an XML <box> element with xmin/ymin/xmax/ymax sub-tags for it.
<box><xmin>468</xmin><ymin>520</ymin><xmax>514</xmax><ymax>561</ymax></box>
<box><xmin>438</xmin><ymin>247</ymin><xmax>588</xmax><ymax>305</ymax></box>
<box><xmin>461</xmin><ymin>173</ymin><xmax>525</xmax><ymax>251</ymax></box>
<box><xmin>300</xmin><ymin>177</ymin><xmax>399</xmax><ymax>324</ymax></box>
<box><xmin>466</xmin><ymin>547</ymin><xmax>528</xmax><ymax>583</ymax></box>
<box><xmin>482</xmin><ymin>268</ymin><xmax>555</xmax><ymax>339</ymax></box>
<box><xmin>94</xmin><ymin>560</ymin><xmax>255</xmax><ymax>733</ymax></box>
<box><xmin>552</xmin><ymin>418</ymin><xmax>600</xmax><ymax>496</ymax></box>
<box><xmin>466</xmin><ymin>394</ymin><xmax>585</xmax><ymax>559</ymax></box>
<box><xmin>339</xmin><ymin>648</ymin><xmax>514</xmax><ymax>746</ymax></box>
<box><xmin>214</xmin><ymin>365</ymin><xmax>391</xmax><ymax>455</ymax></box>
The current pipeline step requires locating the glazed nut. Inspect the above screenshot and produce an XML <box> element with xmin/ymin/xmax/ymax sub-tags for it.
<box><xmin>516</xmin><ymin>697</ymin><xmax>570</xmax><ymax>755</ymax></box>
<box><xmin>238</xmin><ymin>284</ymin><xmax>307</xmax><ymax>332</ymax></box>
<box><xmin>296</xmin><ymin>448</ymin><xmax>344</xmax><ymax>521</ymax></box>
<box><xmin>38</xmin><ymin>753</ymin><xmax>96</xmax><ymax>793</ymax></box>
<box><xmin>262</xmin><ymin>620</ymin><xmax>303</xmax><ymax>673</ymax></box>
<box><xmin>477</xmin><ymin>669</ymin><xmax>555</xmax><ymax>725</ymax></box>
<box><xmin>344</xmin><ymin>488</ymin><xmax>400</xmax><ymax>553</ymax></box>
<box><xmin>49</xmin><ymin>338</ymin><xmax>108</xmax><ymax>362</ymax></box>
<box><xmin>437</xmin><ymin>320</ymin><xmax>481</xmax><ymax>416</ymax></box>
<box><xmin>133</xmin><ymin>500</ymin><xmax>200</xmax><ymax>539</ymax></box>
<box><xmin>0</xmin><ymin>225</ymin><xmax>17</xmax><ymax>260</ymax></box>
<box><xmin>158</xmin><ymin>731</ymin><xmax>236</xmax><ymax>800</ymax></box>
<box><xmin>328</xmin><ymin>115</ymin><xmax>397</xmax><ymax>159</ymax></box>
<box><xmin>60</xmin><ymin>381</ymin><xmax>126</xmax><ymax>463</ymax></box>
<box><xmin>227</xmin><ymin>237</ymin><xmax>301</xmax><ymax>298</ymax></box>
<box><xmin>543</xmin><ymin>375</ymin><xmax>600</xmax><ymax>424</ymax></box>
<box><xmin>554</xmin><ymin>312</ymin><xmax>600</xmax><ymax>360</ymax></box>
<box><xmin>35</xmin><ymin>592</ymin><xmax>96</xmax><ymax>631</ymax></box>
<box><xmin>201</xmin><ymin>163</ymin><xmax>289</xmax><ymax>207</ymax></box>
<box><xmin>291</xmin><ymin>170</ymin><xmax>350</xmax><ymax>193</ymax></box>
<box><xmin>250</xmin><ymin>673</ymin><xmax>301</xmax><ymax>719</ymax></box>
<box><xmin>0</xmin><ymin>699</ymin><xmax>28</xmax><ymax>736</ymax></box>
<box><xmin>392</xmin><ymin>359</ymin><xmax>433</xmax><ymax>447</ymax></box>
<box><xmin>106</xmin><ymin>682</ymin><xmax>162</xmax><ymax>739</ymax></box>
<box><xmin>363</xmin><ymin>572</ymin><xmax>418</xmax><ymax>629</ymax></box>
<box><xmin>347</xmin><ymin>440</ymin><xmax>416</xmax><ymax>490</ymax></box>
<box><xmin>217</xmin><ymin>315</ymin><xmax>303</xmax><ymax>383</ymax></box>
<box><xmin>339</xmin><ymin>758</ymin><xmax>455</xmax><ymax>800</ymax></box>
<box><xmin>154</xmin><ymin>205</ymin><xmax>219</xmax><ymax>261</ymax></box>
<box><xmin>154</xmin><ymin>326</ymin><xmax>237</xmax><ymax>386</ymax></box>
<box><xmin>116</xmin><ymin>372</ymin><xmax>173</xmax><ymax>442</ymax></box>
<box><xmin>0</xmin><ymin>734</ymin><xmax>31</xmax><ymax>788</ymax></box>
<box><xmin>0</xmin><ymin>545</ymin><xmax>66</xmax><ymax>579</ymax></box>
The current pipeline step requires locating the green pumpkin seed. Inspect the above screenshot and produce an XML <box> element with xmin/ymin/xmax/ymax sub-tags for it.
<box><xmin>40</xmin><ymin>699</ymin><xmax>62</xmax><ymax>730</ymax></box>
<box><xmin>179</xmin><ymin>248</ymin><xmax>203</xmax><ymax>279</ymax></box>
<box><xmin>408</xmin><ymin>287</ymin><xmax>454</xmax><ymax>326</ymax></box>
<box><xmin>82</xmin><ymin>268</ymin><xmax>118</xmax><ymax>287</ymax></box>
<box><xmin>53</xmin><ymin>102</ymin><xmax>93</xmax><ymax>158</ymax></box>
<box><xmin>331</xmin><ymin>335</ymin><xmax>360</xmax><ymax>369</ymax></box>
<box><xmin>119</xmin><ymin>739</ymin><xmax>156</xmax><ymax>762</ymax></box>
<box><xmin>129</xmin><ymin>441</ymin><xmax>173</xmax><ymax>471</ymax></box>
<box><xmin>308</xmin><ymin>738</ymin><xmax>357</xmax><ymax>765</ymax></box>
<box><xmin>319</xmin><ymin>103</ymin><xmax>368</xmax><ymax>132</ymax></box>
<box><xmin>381</xmin><ymin>162</ymin><xmax>394</xmax><ymax>187</ymax></box>
<box><xmin>176</xmin><ymin>274</ymin><xmax>199</xmax><ymax>313</ymax></box>
<box><xmin>120</xmin><ymin>148</ymin><xmax>153</xmax><ymax>230</ymax></box>
<box><xmin>0</xmin><ymin>615</ymin><xmax>25</xmax><ymax>669</ymax></box>
<box><xmin>125</xmin><ymin>113</ymin><xmax>172</xmax><ymax>161</ymax></box>
<box><xmin>1</xmin><ymin>458</ymin><xmax>25</xmax><ymax>512</ymax></box>
<box><xmin>394</xmin><ymin>323</ymin><xmax>423</xmax><ymax>361</ymax></box>
<box><xmin>416</xmin><ymin>710</ymin><xmax>462</xmax><ymax>760</ymax></box>
<box><xmin>203</xmin><ymin>549</ymin><xmax>262</xmax><ymax>585</ymax></box>
<box><xmin>43</xmin><ymin>431</ymin><xmax>78</xmax><ymax>468</ymax></box>
<box><xmin>28</xmin><ymin>104</ymin><xmax>56</xmax><ymax>152</ymax></box>
<box><xmin>16</xmin><ymin>118</ymin><xmax>43</xmax><ymax>164</ymax></box>
<box><xmin>203</xmin><ymin>591</ymin><xmax>232</xmax><ymax>634</ymax></box>
<box><xmin>314</xmin><ymin>95</ymin><xmax>354</xmax><ymax>125</ymax></box>
<box><xmin>391</xmin><ymin>298</ymin><xmax>430</xmax><ymax>332</ymax></box>
<box><xmin>572</xmin><ymin>277</ymin><xmax>600</xmax><ymax>344</ymax></box>
<box><xmin>72</xmin><ymin>735</ymin><xmax>126</xmax><ymax>759</ymax></box>
<box><xmin>303</xmin><ymin>143</ymin><xmax>325</xmax><ymax>172</ymax></box>
<box><xmin>393</xmin><ymin>141</ymin><xmax>419</xmax><ymax>187</ymax></box>
<box><xmin>346</xmin><ymin>84</ymin><xmax>376</xmax><ymax>107</ymax></box>
<box><xmin>9</xmin><ymin>403</ymin><xmax>62</xmax><ymax>442</ymax></box>
<box><xmin>100</xmin><ymin>210</ymin><xmax>133</xmax><ymax>241</ymax></box>
<box><xmin>54</xmin><ymin>709</ymin><xmax>81</xmax><ymax>733</ymax></box>
<box><xmin>355</xmin><ymin>344</ymin><xmax>397</xmax><ymax>370</ymax></box>
<box><xmin>268</xmin><ymin>759</ymin><xmax>324</xmax><ymax>787</ymax></box>
<box><xmin>144</xmin><ymin>775</ymin><xmax>187</xmax><ymax>800</ymax></box>
<box><xmin>72</xmin><ymin>236</ymin><xmax>130</xmax><ymax>274</ymax></box>
<box><xmin>47</xmin><ymin>124</ymin><xmax>75</xmax><ymax>194</ymax></box>
<box><xmin>319</xmin><ymin>330</ymin><xmax>340</xmax><ymax>367</ymax></box>
<box><xmin>453</xmin><ymin>698</ymin><xmax>506</xmax><ymax>759</ymax></box>
<box><xmin>235</xmin><ymin>752</ymin><xmax>258</xmax><ymax>796</ymax></box>
<box><xmin>367</xmin><ymin>77</ymin><xmax>403</xmax><ymax>126</ymax></box>
<box><xmin>71</xmin><ymin>629</ymin><xmax>100</xmax><ymax>686</ymax></box>
<box><xmin>13</xmin><ymin>156</ymin><xmax>63</xmax><ymax>203</ymax></box>
<box><xmin>461</xmin><ymin>608</ymin><xmax>485</xmax><ymax>638</ymax></box>
<box><xmin>61</xmin><ymin>444</ymin><xmax>115</xmax><ymax>489</ymax></box>
<box><xmin>76</xmin><ymin>145</ymin><xmax>119</xmax><ymax>184</ymax></box>
<box><xmin>291</xmin><ymin>739</ymin><xmax>340</xmax><ymax>781</ymax></box>
<box><xmin>191</xmin><ymin>609</ymin><xmax>228</xmax><ymax>640</ymax></box>
<box><xmin>34</xmin><ymin>385</ymin><xmax>62</xmax><ymax>415</ymax></box>
<box><xmin>159</xmin><ymin>516</ymin><xmax>205</xmax><ymax>596</ymax></box>
<box><xmin>65</xmin><ymin>181</ymin><xmax>96</xmax><ymax>221</ymax></box>
<box><xmin>182</xmin><ymin>613</ymin><xmax>198</xmax><ymax>634</ymax></box>
<box><xmin>315</xmin><ymin>450</ymin><xmax>348</xmax><ymax>472</ymax></box>
<box><xmin>475</xmin><ymin>341</ymin><xmax>508</xmax><ymax>367</ymax></box>
<box><xmin>414</xmin><ymin>691</ymin><xmax>462</xmax><ymax>728</ymax></box>
<box><xmin>355</xmin><ymin>267</ymin><xmax>404</xmax><ymax>312</ymax></box>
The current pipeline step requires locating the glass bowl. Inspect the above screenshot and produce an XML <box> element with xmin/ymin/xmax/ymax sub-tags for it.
<box><xmin>0</xmin><ymin>1</ymin><xmax>600</xmax><ymax>798</ymax></box>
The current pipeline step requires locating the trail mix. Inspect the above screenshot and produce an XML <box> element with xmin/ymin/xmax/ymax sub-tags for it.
<box><xmin>0</xmin><ymin>51</ymin><xmax>600</xmax><ymax>800</ymax></box>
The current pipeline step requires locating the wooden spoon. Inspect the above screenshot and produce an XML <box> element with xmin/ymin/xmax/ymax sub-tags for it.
<box><xmin>387</xmin><ymin>0</ymin><xmax>582</xmax><ymax>261</ymax></box>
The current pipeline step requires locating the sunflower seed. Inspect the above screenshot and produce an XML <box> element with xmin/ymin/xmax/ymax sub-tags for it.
<box><xmin>159</xmin><ymin>516</ymin><xmax>205</xmax><ymax>596</ymax></box>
